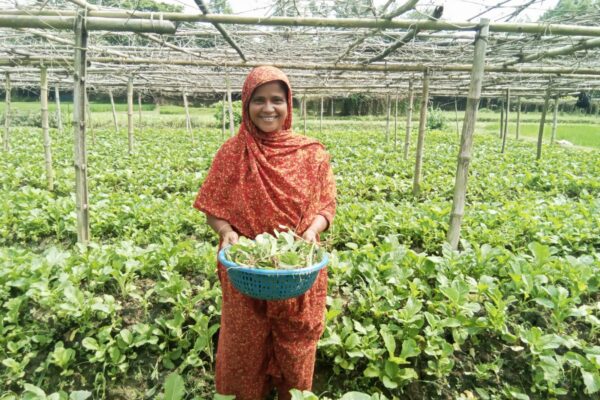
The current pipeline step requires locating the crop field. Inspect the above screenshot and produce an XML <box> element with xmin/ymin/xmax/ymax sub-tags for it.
<box><xmin>1</xmin><ymin>112</ymin><xmax>599</xmax><ymax>399</ymax></box>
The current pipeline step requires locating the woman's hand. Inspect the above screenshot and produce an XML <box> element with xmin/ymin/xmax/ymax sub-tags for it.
<box><xmin>220</xmin><ymin>229</ymin><xmax>239</xmax><ymax>246</ymax></box>
<box><xmin>302</xmin><ymin>228</ymin><xmax>318</xmax><ymax>243</ymax></box>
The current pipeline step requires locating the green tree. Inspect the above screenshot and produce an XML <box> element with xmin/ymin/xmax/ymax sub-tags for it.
<box><xmin>208</xmin><ymin>0</ymin><xmax>233</xmax><ymax>14</ymax></box>
<box><xmin>539</xmin><ymin>0</ymin><xmax>599</xmax><ymax>23</ymax></box>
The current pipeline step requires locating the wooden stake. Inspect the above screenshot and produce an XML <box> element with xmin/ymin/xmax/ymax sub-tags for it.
<box><xmin>320</xmin><ymin>96</ymin><xmax>323</xmax><ymax>134</ymax></box>
<box><xmin>550</xmin><ymin>96</ymin><xmax>559</xmax><ymax>144</ymax></box>
<box><xmin>226</xmin><ymin>73</ymin><xmax>234</xmax><ymax>137</ymax></box>
<box><xmin>303</xmin><ymin>93</ymin><xmax>307</xmax><ymax>135</ymax></box>
<box><xmin>536</xmin><ymin>87</ymin><xmax>551</xmax><ymax>160</ymax></box>
<box><xmin>73</xmin><ymin>12</ymin><xmax>90</xmax><ymax>243</ymax></box>
<box><xmin>183</xmin><ymin>91</ymin><xmax>193</xmax><ymax>143</ymax></box>
<box><xmin>385</xmin><ymin>93</ymin><xmax>391</xmax><ymax>143</ymax></box>
<box><xmin>127</xmin><ymin>76</ymin><xmax>134</xmax><ymax>154</ymax></box>
<box><xmin>3</xmin><ymin>72</ymin><xmax>10</xmax><ymax>151</ymax></box>
<box><xmin>447</xmin><ymin>19</ymin><xmax>489</xmax><ymax>249</ymax></box>
<box><xmin>330</xmin><ymin>97</ymin><xmax>334</xmax><ymax>117</ymax></box>
<box><xmin>516</xmin><ymin>96</ymin><xmax>521</xmax><ymax>139</ymax></box>
<box><xmin>40</xmin><ymin>66</ymin><xmax>54</xmax><ymax>191</ymax></box>
<box><xmin>54</xmin><ymin>85</ymin><xmax>63</xmax><ymax>134</ymax></box>
<box><xmin>137</xmin><ymin>92</ymin><xmax>142</xmax><ymax>133</ymax></box>
<box><xmin>454</xmin><ymin>96</ymin><xmax>459</xmax><ymax>138</ymax></box>
<box><xmin>221</xmin><ymin>93</ymin><xmax>226</xmax><ymax>140</ymax></box>
<box><xmin>501</xmin><ymin>88</ymin><xmax>510</xmax><ymax>153</ymax></box>
<box><xmin>108</xmin><ymin>88</ymin><xmax>118</xmax><ymax>133</ymax></box>
<box><xmin>413</xmin><ymin>70</ymin><xmax>430</xmax><ymax>196</ymax></box>
<box><xmin>394</xmin><ymin>92</ymin><xmax>398</xmax><ymax>150</ymax></box>
<box><xmin>404</xmin><ymin>79</ymin><xmax>414</xmax><ymax>160</ymax></box>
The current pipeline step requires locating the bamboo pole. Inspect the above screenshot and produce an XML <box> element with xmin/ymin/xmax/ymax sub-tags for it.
<box><xmin>3</xmin><ymin>72</ymin><xmax>10</xmax><ymax>152</ymax></box>
<box><xmin>108</xmin><ymin>89</ymin><xmax>118</xmax><ymax>133</ymax></box>
<box><xmin>137</xmin><ymin>92</ymin><xmax>142</xmax><ymax>133</ymax></box>
<box><xmin>40</xmin><ymin>66</ymin><xmax>54</xmax><ymax>191</ymax></box>
<box><xmin>536</xmin><ymin>87</ymin><xmax>552</xmax><ymax>160</ymax></box>
<box><xmin>320</xmin><ymin>96</ymin><xmax>323</xmax><ymax>134</ymax></box>
<box><xmin>404</xmin><ymin>79</ymin><xmax>414</xmax><ymax>160</ymax></box>
<box><xmin>499</xmin><ymin>102</ymin><xmax>504</xmax><ymax>139</ymax></box>
<box><xmin>9</xmin><ymin>12</ymin><xmax>600</xmax><ymax>37</ymax></box>
<box><xmin>550</xmin><ymin>96</ymin><xmax>559</xmax><ymax>144</ymax></box>
<box><xmin>447</xmin><ymin>19</ymin><xmax>489</xmax><ymax>250</ymax></box>
<box><xmin>394</xmin><ymin>92</ymin><xmax>398</xmax><ymax>150</ymax></box>
<box><xmin>303</xmin><ymin>94</ymin><xmax>307</xmax><ymax>135</ymax></box>
<box><xmin>183</xmin><ymin>91</ymin><xmax>193</xmax><ymax>143</ymax></box>
<box><xmin>85</xmin><ymin>91</ymin><xmax>93</xmax><ymax>145</ymax></box>
<box><xmin>412</xmin><ymin>70</ymin><xmax>430</xmax><ymax>196</ymax></box>
<box><xmin>221</xmin><ymin>93</ymin><xmax>226</xmax><ymax>140</ymax></box>
<box><xmin>330</xmin><ymin>98</ymin><xmax>334</xmax><ymax>117</ymax></box>
<box><xmin>501</xmin><ymin>88</ymin><xmax>510</xmax><ymax>153</ymax></box>
<box><xmin>226</xmin><ymin>74</ymin><xmax>234</xmax><ymax>137</ymax></box>
<box><xmin>454</xmin><ymin>97</ymin><xmax>459</xmax><ymax>138</ymax></box>
<box><xmin>516</xmin><ymin>96</ymin><xmax>521</xmax><ymax>139</ymax></box>
<box><xmin>54</xmin><ymin>85</ymin><xmax>63</xmax><ymax>134</ymax></box>
<box><xmin>0</xmin><ymin>15</ymin><xmax>176</xmax><ymax>33</ymax></box>
<box><xmin>73</xmin><ymin>12</ymin><xmax>90</xmax><ymax>243</ymax></box>
<box><xmin>127</xmin><ymin>76</ymin><xmax>134</xmax><ymax>154</ymax></box>
<box><xmin>385</xmin><ymin>93</ymin><xmax>391</xmax><ymax>143</ymax></box>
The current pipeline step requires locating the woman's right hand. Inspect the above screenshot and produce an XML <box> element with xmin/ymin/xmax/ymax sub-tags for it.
<box><xmin>221</xmin><ymin>230</ymin><xmax>239</xmax><ymax>246</ymax></box>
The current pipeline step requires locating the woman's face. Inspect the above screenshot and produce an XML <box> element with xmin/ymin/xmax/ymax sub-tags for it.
<box><xmin>248</xmin><ymin>82</ymin><xmax>288</xmax><ymax>133</ymax></box>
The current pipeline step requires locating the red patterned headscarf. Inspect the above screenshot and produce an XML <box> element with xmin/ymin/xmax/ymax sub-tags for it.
<box><xmin>193</xmin><ymin>66</ymin><xmax>336</xmax><ymax>238</ymax></box>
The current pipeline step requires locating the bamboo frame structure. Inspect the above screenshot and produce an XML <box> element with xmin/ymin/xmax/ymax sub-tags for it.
<box><xmin>447</xmin><ymin>19</ymin><xmax>490</xmax><ymax>250</ymax></box>
<box><xmin>55</xmin><ymin>86</ymin><xmax>63</xmax><ymax>134</ymax></box>
<box><xmin>537</xmin><ymin>87</ymin><xmax>552</xmax><ymax>160</ymax></box>
<box><xmin>385</xmin><ymin>93</ymin><xmax>391</xmax><ymax>143</ymax></box>
<box><xmin>226</xmin><ymin>74</ymin><xmax>234</xmax><ymax>137</ymax></box>
<box><xmin>109</xmin><ymin>89</ymin><xmax>118</xmax><ymax>133</ymax></box>
<box><xmin>3</xmin><ymin>72</ymin><xmax>10</xmax><ymax>152</ymax></box>
<box><xmin>551</xmin><ymin>96</ymin><xmax>559</xmax><ymax>144</ymax></box>
<box><xmin>412</xmin><ymin>70</ymin><xmax>429</xmax><ymax>197</ymax></box>
<box><xmin>394</xmin><ymin>93</ymin><xmax>398</xmax><ymax>150</ymax></box>
<box><xmin>183</xmin><ymin>91</ymin><xmax>193</xmax><ymax>144</ymax></box>
<box><xmin>404</xmin><ymin>79</ymin><xmax>414</xmax><ymax>160</ymax></box>
<box><xmin>501</xmin><ymin>88</ymin><xmax>510</xmax><ymax>153</ymax></box>
<box><xmin>516</xmin><ymin>96</ymin><xmax>521</xmax><ymax>140</ymax></box>
<box><xmin>40</xmin><ymin>66</ymin><xmax>54</xmax><ymax>191</ymax></box>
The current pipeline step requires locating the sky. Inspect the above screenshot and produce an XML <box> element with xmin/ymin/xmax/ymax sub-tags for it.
<box><xmin>161</xmin><ymin>0</ymin><xmax>561</xmax><ymax>22</ymax></box>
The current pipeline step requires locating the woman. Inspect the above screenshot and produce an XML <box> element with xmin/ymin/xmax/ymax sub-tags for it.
<box><xmin>193</xmin><ymin>66</ymin><xmax>336</xmax><ymax>400</ymax></box>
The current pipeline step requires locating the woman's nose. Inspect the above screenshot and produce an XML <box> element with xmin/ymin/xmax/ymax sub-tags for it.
<box><xmin>263</xmin><ymin>101</ymin><xmax>276</xmax><ymax>111</ymax></box>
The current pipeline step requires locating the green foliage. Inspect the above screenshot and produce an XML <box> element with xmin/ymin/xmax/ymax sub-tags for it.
<box><xmin>90</xmin><ymin>0</ymin><xmax>182</xmax><ymax>12</ymax></box>
<box><xmin>426</xmin><ymin>107</ymin><xmax>447</xmax><ymax>130</ymax></box>
<box><xmin>207</xmin><ymin>0</ymin><xmax>232</xmax><ymax>14</ymax></box>
<box><xmin>214</xmin><ymin>100</ymin><xmax>242</xmax><ymax>129</ymax></box>
<box><xmin>540</xmin><ymin>0</ymin><xmax>600</xmax><ymax>22</ymax></box>
<box><xmin>1</xmin><ymin>118</ymin><xmax>599</xmax><ymax>399</ymax></box>
<box><xmin>1</xmin><ymin>109</ymin><xmax>62</xmax><ymax>128</ymax></box>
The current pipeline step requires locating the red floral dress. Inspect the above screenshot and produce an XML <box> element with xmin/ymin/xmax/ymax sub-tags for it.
<box><xmin>194</xmin><ymin>66</ymin><xmax>336</xmax><ymax>400</ymax></box>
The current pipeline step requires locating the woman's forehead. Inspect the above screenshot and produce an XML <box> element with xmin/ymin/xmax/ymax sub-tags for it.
<box><xmin>251</xmin><ymin>81</ymin><xmax>288</xmax><ymax>97</ymax></box>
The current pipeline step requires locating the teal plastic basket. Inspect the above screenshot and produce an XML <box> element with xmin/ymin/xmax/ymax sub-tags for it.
<box><xmin>217</xmin><ymin>246</ymin><xmax>329</xmax><ymax>301</ymax></box>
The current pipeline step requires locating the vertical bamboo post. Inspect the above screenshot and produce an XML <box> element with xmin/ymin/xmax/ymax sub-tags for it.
<box><xmin>108</xmin><ymin>88</ymin><xmax>118</xmax><ymax>133</ymax></box>
<box><xmin>320</xmin><ymin>96</ymin><xmax>323</xmax><ymax>134</ymax></box>
<box><xmin>454</xmin><ymin>96</ymin><xmax>459</xmax><ymax>138</ymax></box>
<box><xmin>54</xmin><ymin>85</ymin><xmax>63</xmax><ymax>134</ymax></box>
<box><xmin>536</xmin><ymin>87</ymin><xmax>551</xmax><ymax>160</ymax></box>
<box><xmin>447</xmin><ymin>19</ymin><xmax>489</xmax><ymax>250</ymax></box>
<box><xmin>330</xmin><ymin>97</ymin><xmax>334</xmax><ymax>117</ymax></box>
<box><xmin>385</xmin><ymin>93</ymin><xmax>391</xmax><ymax>143</ymax></box>
<box><xmin>85</xmin><ymin>90</ymin><xmax>94</xmax><ymax>145</ymax></box>
<box><xmin>137</xmin><ymin>92</ymin><xmax>142</xmax><ymax>133</ymax></box>
<box><xmin>516</xmin><ymin>96</ymin><xmax>521</xmax><ymax>139</ymax></box>
<box><xmin>550</xmin><ymin>96</ymin><xmax>559</xmax><ymax>144</ymax></box>
<box><xmin>499</xmin><ymin>102</ymin><xmax>504</xmax><ymax>139</ymax></box>
<box><xmin>404</xmin><ymin>79</ymin><xmax>414</xmax><ymax>160</ymax></box>
<box><xmin>501</xmin><ymin>88</ymin><xmax>510</xmax><ymax>153</ymax></box>
<box><xmin>303</xmin><ymin>93</ymin><xmax>307</xmax><ymax>135</ymax></box>
<box><xmin>3</xmin><ymin>72</ymin><xmax>10</xmax><ymax>152</ymax></box>
<box><xmin>412</xmin><ymin>70</ymin><xmax>430</xmax><ymax>196</ymax></box>
<box><xmin>73</xmin><ymin>12</ymin><xmax>90</xmax><ymax>243</ymax></box>
<box><xmin>394</xmin><ymin>92</ymin><xmax>398</xmax><ymax>150</ymax></box>
<box><xmin>226</xmin><ymin>73</ymin><xmax>234</xmax><ymax>137</ymax></box>
<box><xmin>183</xmin><ymin>91</ymin><xmax>193</xmax><ymax>144</ymax></box>
<box><xmin>40</xmin><ymin>66</ymin><xmax>54</xmax><ymax>191</ymax></box>
<box><xmin>221</xmin><ymin>93</ymin><xmax>226</xmax><ymax>140</ymax></box>
<box><xmin>127</xmin><ymin>76</ymin><xmax>134</xmax><ymax>154</ymax></box>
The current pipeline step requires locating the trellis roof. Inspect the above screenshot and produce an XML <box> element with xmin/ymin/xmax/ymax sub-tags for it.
<box><xmin>1</xmin><ymin>0</ymin><xmax>600</xmax><ymax>99</ymax></box>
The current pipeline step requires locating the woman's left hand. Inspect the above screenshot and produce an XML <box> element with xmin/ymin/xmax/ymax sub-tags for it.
<box><xmin>302</xmin><ymin>228</ymin><xmax>318</xmax><ymax>243</ymax></box>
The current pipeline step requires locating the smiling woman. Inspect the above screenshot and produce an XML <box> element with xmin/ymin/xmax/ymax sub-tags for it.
<box><xmin>193</xmin><ymin>66</ymin><xmax>337</xmax><ymax>400</ymax></box>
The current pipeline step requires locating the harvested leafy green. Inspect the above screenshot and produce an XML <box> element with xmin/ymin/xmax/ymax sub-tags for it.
<box><xmin>225</xmin><ymin>230</ymin><xmax>325</xmax><ymax>270</ymax></box>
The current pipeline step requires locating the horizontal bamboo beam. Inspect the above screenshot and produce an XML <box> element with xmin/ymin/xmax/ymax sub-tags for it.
<box><xmin>1</xmin><ymin>56</ymin><xmax>599</xmax><ymax>76</ymax></box>
<box><xmin>4</xmin><ymin>11</ymin><xmax>600</xmax><ymax>37</ymax></box>
<box><xmin>504</xmin><ymin>37</ymin><xmax>600</xmax><ymax>67</ymax></box>
<box><xmin>0</xmin><ymin>15</ymin><xmax>177</xmax><ymax>33</ymax></box>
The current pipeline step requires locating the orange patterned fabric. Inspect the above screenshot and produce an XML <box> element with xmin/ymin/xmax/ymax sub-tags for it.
<box><xmin>193</xmin><ymin>66</ymin><xmax>336</xmax><ymax>399</ymax></box>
